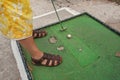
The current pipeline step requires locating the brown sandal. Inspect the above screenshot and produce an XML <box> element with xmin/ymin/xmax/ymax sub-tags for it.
<box><xmin>33</xmin><ymin>30</ymin><xmax>47</xmax><ymax>38</ymax></box>
<box><xmin>31</xmin><ymin>53</ymin><xmax>62</xmax><ymax>67</ymax></box>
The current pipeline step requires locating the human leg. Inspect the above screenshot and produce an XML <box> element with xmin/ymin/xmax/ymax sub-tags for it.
<box><xmin>18</xmin><ymin>36</ymin><xmax>62</xmax><ymax>66</ymax></box>
<box><xmin>0</xmin><ymin>0</ymin><xmax>62</xmax><ymax>67</ymax></box>
<box><xmin>18</xmin><ymin>36</ymin><xmax>43</xmax><ymax>59</ymax></box>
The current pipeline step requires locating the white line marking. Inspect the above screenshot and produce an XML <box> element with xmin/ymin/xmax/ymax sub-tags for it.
<box><xmin>64</xmin><ymin>7</ymin><xmax>80</xmax><ymax>15</ymax></box>
<box><xmin>33</xmin><ymin>7</ymin><xmax>80</xmax><ymax>19</ymax></box>
<box><xmin>33</xmin><ymin>7</ymin><xmax>66</xmax><ymax>19</ymax></box>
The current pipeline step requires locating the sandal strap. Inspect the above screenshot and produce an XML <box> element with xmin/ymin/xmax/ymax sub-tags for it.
<box><xmin>33</xmin><ymin>30</ymin><xmax>47</xmax><ymax>38</ymax></box>
<box><xmin>44</xmin><ymin>53</ymin><xmax>56</xmax><ymax>66</ymax></box>
<box><xmin>31</xmin><ymin>53</ymin><xmax>62</xmax><ymax>66</ymax></box>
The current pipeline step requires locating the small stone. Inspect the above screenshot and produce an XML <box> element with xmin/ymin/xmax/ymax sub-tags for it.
<box><xmin>79</xmin><ymin>48</ymin><xmax>82</xmax><ymax>51</ymax></box>
<box><xmin>57</xmin><ymin>46</ymin><xmax>64</xmax><ymax>51</ymax></box>
<box><xmin>49</xmin><ymin>36</ymin><xmax>57</xmax><ymax>44</ymax></box>
<box><xmin>115</xmin><ymin>52</ymin><xmax>120</xmax><ymax>57</ymax></box>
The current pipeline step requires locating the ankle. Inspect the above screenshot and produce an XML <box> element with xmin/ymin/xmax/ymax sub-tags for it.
<box><xmin>31</xmin><ymin>51</ymin><xmax>43</xmax><ymax>60</ymax></box>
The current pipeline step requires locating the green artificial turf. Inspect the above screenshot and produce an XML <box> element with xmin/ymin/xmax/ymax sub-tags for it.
<box><xmin>21</xmin><ymin>14</ymin><xmax>120</xmax><ymax>80</ymax></box>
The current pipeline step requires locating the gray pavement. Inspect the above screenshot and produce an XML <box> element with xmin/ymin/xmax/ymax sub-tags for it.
<box><xmin>0</xmin><ymin>35</ymin><xmax>20</xmax><ymax>80</ymax></box>
<box><xmin>0</xmin><ymin>0</ymin><xmax>120</xmax><ymax>80</ymax></box>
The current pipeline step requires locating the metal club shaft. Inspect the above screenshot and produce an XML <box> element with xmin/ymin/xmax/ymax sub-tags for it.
<box><xmin>51</xmin><ymin>0</ymin><xmax>67</xmax><ymax>31</ymax></box>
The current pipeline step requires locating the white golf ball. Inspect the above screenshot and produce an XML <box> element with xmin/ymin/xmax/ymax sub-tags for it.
<box><xmin>67</xmin><ymin>34</ymin><xmax>72</xmax><ymax>38</ymax></box>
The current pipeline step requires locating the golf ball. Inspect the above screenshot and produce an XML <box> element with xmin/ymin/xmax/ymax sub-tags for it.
<box><xmin>67</xmin><ymin>34</ymin><xmax>72</xmax><ymax>38</ymax></box>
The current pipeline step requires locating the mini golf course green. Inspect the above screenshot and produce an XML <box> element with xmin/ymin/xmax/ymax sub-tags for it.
<box><xmin>19</xmin><ymin>13</ymin><xmax>120</xmax><ymax>80</ymax></box>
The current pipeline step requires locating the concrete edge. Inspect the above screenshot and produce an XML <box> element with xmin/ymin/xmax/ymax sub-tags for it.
<box><xmin>11</xmin><ymin>40</ymin><xmax>28</xmax><ymax>80</ymax></box>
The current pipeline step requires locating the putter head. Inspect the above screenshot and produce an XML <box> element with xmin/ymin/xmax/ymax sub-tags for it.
<box><xmin>60</xmin><ymin>27</ymin><xmax>67</xmax><ymax>31</ymax></box>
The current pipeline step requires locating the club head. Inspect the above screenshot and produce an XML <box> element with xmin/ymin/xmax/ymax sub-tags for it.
<box><xmin>60</xmin><ymin>27</ymin><xmax>67</xmax><ymax>32</ymax></box>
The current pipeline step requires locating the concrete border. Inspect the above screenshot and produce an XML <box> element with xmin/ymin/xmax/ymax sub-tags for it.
<box><xmin>11</xmin><ymin>7</ymin><xmax>79</xmax><ymax>80</ymax></box>
<box><xmin>11</xmin><ymin>40</ymin><xmax>28</xmax><ymax>80</ymax></box>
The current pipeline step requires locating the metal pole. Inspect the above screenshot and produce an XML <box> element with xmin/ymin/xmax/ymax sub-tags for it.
<box><xmin>51</xmin><ymin>0</ymin><xmax>67</xmax><ymax>31</ymax></box>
